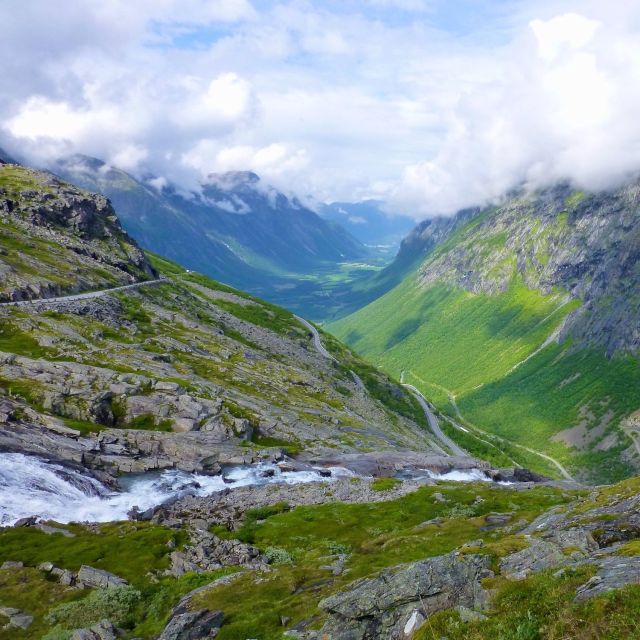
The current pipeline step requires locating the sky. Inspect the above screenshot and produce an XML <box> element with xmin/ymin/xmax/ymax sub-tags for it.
<box><xmin>2</xmin><ymin>0</ymin><xmax>640</xmax><ymax>219</ymax></box>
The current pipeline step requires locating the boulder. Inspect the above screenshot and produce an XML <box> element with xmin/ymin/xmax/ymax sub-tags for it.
<box><xmin>575</xmin><ymin>556</ymin><xmax>640</xmax><ymax>601</ymax></box>
<box><xmin>501</xmin><ymin>529</ymin><xmax>598</xmax><ymax>580</ymax></box>
<box><xmin>77</xmin><ymin>565</ymin><xmax>128</xmax><ymax>589</ymax></box>
<box><xmin>70</xmin><ymin>619</ymin><xmax>117</xmax><ymax>640</ymax></box>
<box><xmin>0</xmin><ymin>607</ymin><xmax>34</xmax><ymax>630</ymax></box>
<box><xmin>500</xmin><ymin>538</ymin><xmax>567</xmax><ymax>580</ymax></box>
<box><xmin>159</xmin><ymin>609</ymin><xmax>224</xmax><ymax>640</ymax></box>
<box><xmin>316</xmin><ymin>552</ymin><xmax>492</xmax><ymax>639</ymax></box>
<box><xmin>8</xmin><ymin>613</ymin><xmax>34</xmax><ymax>630</ymax></box>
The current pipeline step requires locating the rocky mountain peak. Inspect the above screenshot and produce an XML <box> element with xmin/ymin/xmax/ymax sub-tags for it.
<box><xmin>0</xmin><ymin>163</ymin><xmax>156</xmax><ymax>302</ymax></box>
<box><xmin>205</xmin><ymin>170</ymin><xmax>261</xmax><ymax>190</ymax></box>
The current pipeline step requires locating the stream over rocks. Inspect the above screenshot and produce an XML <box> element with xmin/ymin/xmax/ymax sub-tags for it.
<box><xmin>0</xmin><ymin>452</ymin><xmax>354</xmax><ymax>525</ymax></box>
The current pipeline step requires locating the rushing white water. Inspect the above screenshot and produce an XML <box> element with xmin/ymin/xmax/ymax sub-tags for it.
<box><xmin>424</xmin><ymin>468</ymin><xmax>495</xmax><ymax>482</ymax></box>
<box><xmin>0</xmin><ymin>453</ymin><xmax>353</xmax><ymax>526</ymax></box>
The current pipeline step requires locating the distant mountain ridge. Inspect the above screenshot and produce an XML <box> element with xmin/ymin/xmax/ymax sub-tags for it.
<box><xmin>320</xmin><ymin>200</ymin><xmax>415</xmax><ymax>249</ymax></box>
<box><xmin>52</xmin><ymin>155</ymin><xmax>371</xmax><ymax>314</ymax></box>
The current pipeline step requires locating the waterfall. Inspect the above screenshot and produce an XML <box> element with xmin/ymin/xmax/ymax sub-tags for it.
<box><xmin>0</xmin><ymin>453</ymin><xmax>353</xmax><ymax>526</ymax></box>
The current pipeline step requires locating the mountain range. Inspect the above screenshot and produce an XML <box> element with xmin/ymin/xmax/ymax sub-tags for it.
<box><xmin>54</xmin><ymin>155</ymin><xmax>383</xmax><ymax>318</ymax></box>
<box><xmin>319</xmin><ymin>200</ymin><xmax>415</xmax><ymax>250</ymax></box>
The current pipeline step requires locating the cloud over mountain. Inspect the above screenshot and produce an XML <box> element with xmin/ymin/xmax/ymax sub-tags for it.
<box><xmin>2</xmin><ymin>0</ymin><xmax>640</xmax><ymax>218</ymax></box>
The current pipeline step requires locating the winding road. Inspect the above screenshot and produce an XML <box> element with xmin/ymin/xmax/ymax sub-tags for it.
<box><xmin>401</xmin><ymin>383</ymin><xmax>468</xmax><ymax>457</ymax></box>
<box><xmin>295</xmin><ymin>316</ymin><xmax>468</xmax><ymax>457</ymax></box>
<box><xmin>404</xmin><ymin>371</ymin><xmax>575</xmax><ymax>481</ymax></box>
<box><xmin>1</xmin><ymin>278</ymin><xmax>166</xmax><ymax>307</ymax></box>
<box><xmin>294</xmin><ymin>315</ymin><xmax>338</xmax><ymax>362</ymax></box>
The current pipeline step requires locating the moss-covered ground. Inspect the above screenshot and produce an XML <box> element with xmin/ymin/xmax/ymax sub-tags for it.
<box><xmin>0</xmin><ymin>482</ymin><xmax>575</xmax><ymax>639</ymax></box>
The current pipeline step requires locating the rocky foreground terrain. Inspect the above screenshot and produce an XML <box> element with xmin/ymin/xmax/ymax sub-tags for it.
<box><xmin>1</xmin><ymin>162</ymin><xmax>640</xmax><ymax>639</ymax></box>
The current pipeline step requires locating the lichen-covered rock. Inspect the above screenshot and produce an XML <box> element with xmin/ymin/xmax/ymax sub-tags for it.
<box><xmin>77</xmin><ymin>565</ymin><xmax>128</xmax><ymax>589</ymax></box>
<box><xmin>575</xmin><ymin>557</ymin><xmax>640</xmax><ymax>600</ymax></box>
<box><xmin>315</xmin><ymin>552</ymin><xmax>492</xmax><ymax>639</ymax></box>
<box><xmin>159</xmin><ymin>609</ymin><xmax>224</xmax><ymax>640</ymax></box>
<box><xmin>70</xmin><ymin>619</ymin><xmax>117</xmax><ymax>640</ymax></box>
<box><xmin>167</xmin><ymin>529</ymin><xmax>266</xmax><ymax>577</ymax></box>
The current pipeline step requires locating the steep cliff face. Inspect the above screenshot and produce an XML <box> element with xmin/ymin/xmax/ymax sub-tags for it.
<box><xmin>0</xmin><ymin>163</ymin><xmax>155</xmax><ymax>302</ymax></box>
<box><xmin>331</xmin><ymin>180</ymin><xmax>640</xmax><ymax>483</ymax></box>
<box><xmin>412</xmin><ymin>183</ymin><xmax>640</xmax><ymax>356</ymax></box>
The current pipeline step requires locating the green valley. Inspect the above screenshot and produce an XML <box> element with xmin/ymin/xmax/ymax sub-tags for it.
<box><xmin>330</xmin><ymin>183</ymin><xmax>640</xmax><ymax>483</ymax></box>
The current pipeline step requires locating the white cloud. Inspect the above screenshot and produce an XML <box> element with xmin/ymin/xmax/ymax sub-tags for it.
<box><xmin>1</xmin><ymin>1</ymin><xmax>640</xmax><ymax>220</ymax></box>
<box><xmin>530</xmin><ymin>13</ymin><xmax>599</xmax><ymax>62</ymax></box>
<box><xmin>390</xmin><ymin>7</ymin><xmax>640</xmax><ymax>217</ymax></box>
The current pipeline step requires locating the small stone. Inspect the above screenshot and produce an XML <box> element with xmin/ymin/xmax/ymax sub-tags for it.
<box><xmin>38</xmin><ymin>561</ymin><xmax>55</xmax><ymax>572</ymax></box>
<box><xmin>57</xmin><ymin>569</ymin><xmax>77</xmax><ymax>586</ymax></box>
<box><xmin>9</xmin><ymin>613</ymin><xmax>34</xmax><ymax>630</ymax></box>
<box><xmin>0</xmin><ymin>561</ymin><xmax>23</xmax><ymax>570</ymax></box>
<box><xmin>457</xmin><ymin>606</ymin><xmax>487</xmax><ymax>623</ymax></box>
<box><xmin>13</xmin><ymin>516</ymin><xmax>37</xmax><ymax>527</ymax></box>
<box><xmin>403</xmin><ymin>609</ymin><xmax>425</xmax><ymax>636</ymax></box>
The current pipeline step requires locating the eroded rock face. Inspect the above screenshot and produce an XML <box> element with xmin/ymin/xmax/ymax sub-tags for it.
<box><xmin>315</xmin><ymin>552</ymin><xmax>492</xmax><ymax>640</ymax></box>
<box><xmin>408</xmin><ymin>182</ymin><xmax>640</xmax><ymax>356</ymax></box>
<box><xmin>0</xmin><ymin>164</ymin><xmax>156</xmax><ymax>303</ymax></box>
<box><xmin>0</xmin><ymin>393</ymin><xmax>275</xmax><ymax>476</ymax></box>
<box><xmin>77</xmin><ymin>565</ymin><xmax>128</xmax><ymax>589</ymax></box>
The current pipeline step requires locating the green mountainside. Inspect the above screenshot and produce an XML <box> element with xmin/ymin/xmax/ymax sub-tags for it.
<box><xmin>331</xmin><ymin>183</ymin><xmax>640</xmax><ymax>483</ymax></box>
<box><xmin>0</xmin><ymin>162</ymin><xmax>434</xmax><ymax>460</ymax></box>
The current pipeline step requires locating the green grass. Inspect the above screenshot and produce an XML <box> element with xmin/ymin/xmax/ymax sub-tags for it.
<box><xmin>0</xmin><ymin>523</ymin><xmax>238</xmax><ymax>639</ymax></box>
<box><xmin>250</xmin><ymin>434</ymin><xmax>301</xmax><ymax>456</ymax></box>
<box><xmin>330</xmin><ymin>275</ymin><xmax>638</xmax><ymax>482</ymax></box>
<box><xmin>459</xmin><ymin>343</ymin><xmax>640</xmax><ymax>483</ymax></box>
<box><xmin>318</xmin><ymin>329</ymin><xmax>427</xmax><ymax>428</ymax></box>
<box><xmin>0</xmin><ymin>523</ymin><xmax>184</xmax><ymax>584</ymax></box>
<box><xmin>144</xmin><ymin>251</ymin><xmax>185</xmax><ymax>276</ymax></box>
<box><xmin>331</xmin><ymin>277</ymin><xmax>576</xmax><ymax>397</ymax></box>
<box><xmin>0</xmin><ymin>567</ymin><xmax>86</xmax><ymax>640</ymax></box>
<box><xmin>182</xmin><ymin>272</ymin><xmax>301</xmax><ymax>336</ymax></box>
<box><xmin>0</xmin><ymin>320</ymin><xmax>54</xmax><ymax>357</ymax></box>
<box><xmin>195</xmin><ymin>482</ymin><xmax>571</xmax><ymax>639</ymax></box>
<box><xmin>416</xmin><ymin>567</ymin><xmax>640</xmax><ymax>640</ymax></box>
<box><xmin>0</xmin><ymin>164</ymin><xmax>49</xmax><ymax>194</ymax></box>
<box><xmin>370</xmin><ymin>477</ymin><xmax>402</xmax><ymax>491</ymax></box>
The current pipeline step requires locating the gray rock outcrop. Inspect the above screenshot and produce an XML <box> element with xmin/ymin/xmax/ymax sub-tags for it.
<box><xmin>159</xmin><ymin>609</ymin><xmax>224</xmax><ymax>640</ymax></box>
<box><xmin>167</xmin><ymin>529</ymin><xmax>265</xmax><ymax>577</ymax></box>
<box><xmin>70</xmin><ymin>619</ymin><xmax>117</xmax><ymax>640</ymax></box>
<box><xmin>315</xmin><ymin>552</ymin><xmax>492</xmax><ymax>639</ymax></box>
<box><xmin>77</xmin><ymin>565</ymin><xmax>128</xmax><ymax>589</ymax></box>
